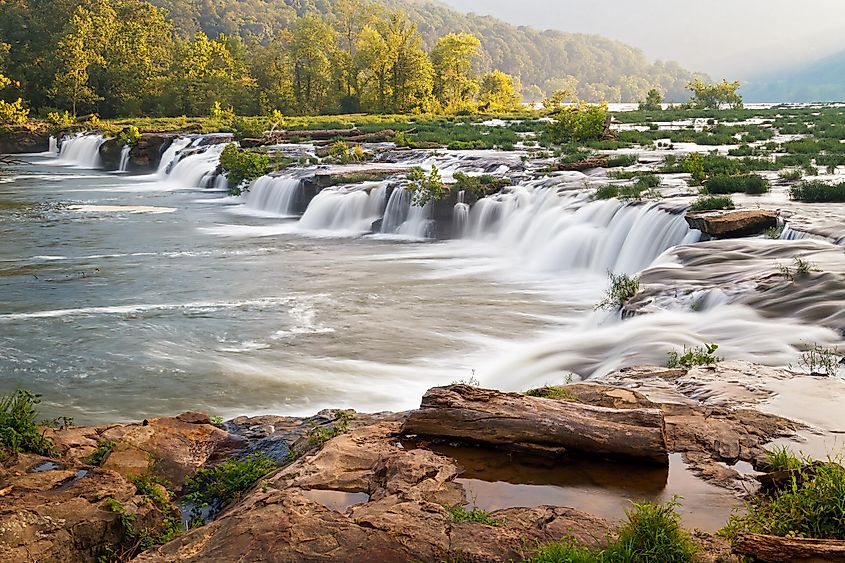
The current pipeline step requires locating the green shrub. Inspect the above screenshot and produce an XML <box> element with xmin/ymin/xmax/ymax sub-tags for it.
<box><xmin>103</xmin><ymin>475</ymin><xmax>182</xmax><ymax>555</ymax></box>
<box><xmin>704</xmin><ymin>174</ymin><xmax>769</xmax><ymax>195</ymax></box>
<box><xmin>443</xmin><ymin>504</ymin><xmax>500</xmax><ymax>526</ymax></box>
<box><xmin>525</xmin><ymin>386</ymin><xmax>580</xmax><ymax>402</ymax></box>
<box><xmin>185</xmin><ymin>452</ymin><xmax>278</xmax><ymax>511</ymax></box>
<box><xmin>306</xmin><ymin>411</ymin><xmax>354</xmax><ymax>446</ymax></box>
<box><xmin>452</xmin><ymin>172</ymin><xmax>508</xmax><ymax>198</ymax></box>
<box><xmin>666</xmin><ymin>344</ymin><xmax>721</xmax><ymax>368</ymax></box>
<box><xmin>638</xmin><ymin>88</ymin><xmax>664</xmax><ymax>112</ymax></box>
<box><xmin>791</xmin><ymin>343</ymin><xmax>841</xmax><ymax>377</ymax></box>
<box><xmin>407</xmin><ymin>165</ymin><xmax>444</xmax><ymax>206</ymax></box>
<box><xmin>0</xmin><ymin>388</ymin><xmax>55</xmax><ymax>456</ymax></box>
<box><xmin>765</xmin><ymin>445</ymin><xmax>803</xmax><ymax>472</ymax></box>
<box><xmin>114</xmin><ymin>125</ymin><xmax>141</xmax><ymax>146</ymax></box>
<box><xmin>596</xmin><ymin>272</ymin><xmax>640</xmax><ymax>310</ymax></box>
<box><xmin>218</xmin><ymin>144</ymin><xmax>270</xmax><ymax>194</ymax></box>
<box><xmin>789</xmin><ymin>181</ymin><xmax>845</xmax><ymax>202</ymax></box>
<box><xmin>722</xmin><ymin>459</ymin><xmax>845</xmax><ymax>541</ymax></box>
<box><xmin>0</xmin><ymin>98</ymin><xmax>29</xmax><ymax>126</ymax></box>
<box><xmin>47</xmin><ymin>110</ymin><xmax>75</xmax><ymax>129</ymax></box>
<box><xmin>778</xmin><ymin>169</ymin><xmax>803</xmax><ymax>182</ymax></box>
<box><xmin>547</xmin><ymin>102</ymin><xmax>609</xmax><ymax>144</ymax></box>
<box><xmin>688</xmin><ymin>195</ymin><xmax>734</xmax><ymax>212</ymax></box>
<box><xmin>606</xmin><ymin>154</ymin><xmax>638</xmax><ymax>168</ymax></box>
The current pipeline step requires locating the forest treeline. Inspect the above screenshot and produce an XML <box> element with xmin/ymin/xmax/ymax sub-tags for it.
<box><xmin>0</xmin><ymin>0</ymin><xmax>701</xmax><ymax>118</ymax></box>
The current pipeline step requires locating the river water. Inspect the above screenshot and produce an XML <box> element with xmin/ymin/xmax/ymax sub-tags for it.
<box><xmin>1</xmin><ymin>138</ymin><xmax>842</xmax><ymax>424</ymax></box>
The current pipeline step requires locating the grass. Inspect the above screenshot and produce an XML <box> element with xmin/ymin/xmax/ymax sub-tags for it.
<box><xmin>778</xmin><ymin>168</ymin><xmax>804</xmax><ymax>182</ymax></box>
<box><xmin>704</xmin><ymin>174</ymin><xmax>770</xmax><ymax>195</ymax></box>
<box><xmin>688</xmin><ymin>195</ymin><xmax>734</xmax><ymax>212</ymax></box>
<box><xmin>0</xmin><ymin>387</ymin><xmax>55</xmax><ymax>456</ymax></box>
<box><xmin>443</xmin><ymin>504</ymin><xmax>500</xmax><ymax>526</ymax></box>
<box><xmin>721</xmin><ymin>456</ymin><xmax>845</xmax><ymax>541</ymax></box>
<box><xmin>595</xmin><ymin>273</ymin><xmax>640</xmax><ymax>311</ymax></box>
<box><xmin>778</xmin><ymin>257</ymin><xmax>817</xmax><ymax>281</ymax></box>
<box><xmin>791</xmin><ymin>343</ymin><xmax>841</xmax><ymax>377</ymax></box>
<box><xmin>606</xmin><ymin>154</ymin><xmax>639</xmax><ymax>168</ymax></box>
<box><xmin>525</xmin><ymin>386</ymin><xmax>580</xmax><ymax>402</ymax></box>
<box><xmin>666</xmin><ymin>344</ymin><xmax>721</xmax><ymax>369</ymax></box>
<box><xmin>526</xmin><ymin>499</ymin><xmax>698</xmax><ymax>563</ymax></box>
<box><xmin>765</xmin><ymin>445</ymin><xmax>803</xmax><ymax>472</ymax></box>
<box><xmin>88</xmin><ymin>439</ymin><xmax>116</xmax><ymax>466</ymax></box>
<box><xmin>789</xmin><ymin>180</ymin><xmax>845</xmax><ymax>202</ymax></box>
<box><xmin>184</xmin><ymin>452</ymin><xmax>278</xmax><ymax>513</ymax></box>
<box><xmin>305</xmin><ymin>411</ymin><xmax>354</xmax><ymax>446</ymax></box>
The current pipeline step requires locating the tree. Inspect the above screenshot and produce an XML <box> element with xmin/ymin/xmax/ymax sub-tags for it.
<box><xmin>51</xmin><ymin>0</ymin><xmax>118</xmax><ymax>115</ymax></box>
<box><xmin>288</xmin><ymin>14</ymin><xmax>337</xmax><ymax>114</ymax></box>
<box><xmin>638</xmin><ymin>88</ymin><xmax>663</xmax><ymax>111</ymax></box>
<box><xmin>478</xmin><ymin>70</ymin><xmax>521</xmax><ymax>111</ymax></box>
<box><xmin>430</xmin><ymin>32</ymin><xmax>481</xmax><ymax>111</ymax></box>
<box><xmin>332</xmin><ymin>0</ymin><xmax>378</xmax><ymax>111</ymax></box>
<box><xmin>547</xmin><ymin>101</ymin><xmax>609</xmax><ymax>144</ymax></box>
<box><xmin>687</xmin><ymin>79</ymin><xmax>743</xmax><ymax>110</ymax></box>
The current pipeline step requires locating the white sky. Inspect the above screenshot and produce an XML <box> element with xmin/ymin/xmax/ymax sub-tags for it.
<box><xmin>439</xmin><ymin>0</ymin><xmax>845</xmax><ymax>78</ymax></box>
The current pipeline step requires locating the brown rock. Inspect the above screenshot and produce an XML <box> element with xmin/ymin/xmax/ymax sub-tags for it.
<box><xmin>0</xmin><ymin>127</ymin><xmax>49</xmax><ymax>154</ymax></box>
<box><xmin>685</xmin><ymin>209</ymin><xmax>778</xmax><ymax>238</ymax></box>
<box><xmin>175</xmin><ymin>411</ymin><xmax>212</xmax><ymax>425</ymax></box>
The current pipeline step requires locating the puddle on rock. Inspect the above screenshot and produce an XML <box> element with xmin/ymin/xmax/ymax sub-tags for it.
<box><xmin>301</xmin><ymin>489</ymin><xmax>370</xmax><ymax>513</ymax></box>
<box><xmin>55</xmin><ymin>469</ymin><xmax>89</xmax><ymax>491</ymax></box>
<box><xmin>407</xmin><ymin>442</ymin><xmax>741</xmax><ymax>532</ymax></box>
<box><xmin>28</xmin><ymin>461</ymin><xmax>66</xmax><ymax>473</ymax></box>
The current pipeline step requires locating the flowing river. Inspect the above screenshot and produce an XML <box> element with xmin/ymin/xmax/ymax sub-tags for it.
<box><xmin>1</xmin><ymin>135</ymin><xmax>842</xmax><ymax>424</ymax></box>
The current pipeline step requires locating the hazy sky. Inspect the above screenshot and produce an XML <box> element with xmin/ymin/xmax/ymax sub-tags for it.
<box><xmin>439</xmin><ymin>0</ymin><xmax>845</xmax><ymax>78</ymax></box>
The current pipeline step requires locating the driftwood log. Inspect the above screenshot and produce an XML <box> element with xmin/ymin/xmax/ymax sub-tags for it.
<box><xmin>733</xmin><ymin>534</ymin><xmax>845</xmax><ymax>562</ymax></box>
<box><xmin>401</xmin><ymin>385</ymin><xmax>668</xmax><ymax>464</ymax></box>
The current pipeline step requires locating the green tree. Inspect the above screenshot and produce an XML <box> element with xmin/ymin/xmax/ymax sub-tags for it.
<box><xmin>547</xmin><ymin>101</ymin><xmax>609</xmax><ymax>144</ymax></box>
<box><xmin>430</xmin><ymin>32</ymin><xmax>481</xmax><ymax>111</ymax></box>
<box><xmin>478</xmin><ymin>70</ymin><xmax>521</xmax><ymax>111</ymax></box>
<box><xmin>687</xmin><ymin>79</ymin><xmax>743</xmax><ymax>110</ymax></box>
<box><xmin>331</xmin><ymin>0</ymin><xmax>377</xmax><ymax>112</ymax></box>
<box><xmin>288</xmin><ymin>14</ymin><xmax>337</xmax><ymax>114</ymax></box>
<box><xmin>638</xmin><ymin>87</ymin><xmax>663</xmax><ymax>111</ymax></box>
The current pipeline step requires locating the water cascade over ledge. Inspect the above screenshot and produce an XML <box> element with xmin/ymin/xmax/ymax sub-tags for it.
<box><xmin>55</xmin><ymin>133</ymin><xmax>106</xmax><ymax>168</ymax></box>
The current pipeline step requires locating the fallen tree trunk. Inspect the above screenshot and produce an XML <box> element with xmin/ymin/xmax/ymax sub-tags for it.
<box><xmin>401</xmin><ymin>385</ymin><xmax>668</xmax><ymax>464</ymax></box>
<box><xmin>733</xmin><ymin>534</ymin><xmax>845</xmax><ymax>562</ymax></box>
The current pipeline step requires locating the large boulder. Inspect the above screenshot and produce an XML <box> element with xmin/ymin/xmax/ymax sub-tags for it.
<box><xmin>128</xmin><ymin>134</ymin><xmax>175</xmax><ymax>172</ymax></box>
<box><xmin>685</xmin><ymin>209</ymin><xmax>778</xmax><ymax>238</ymax></box>
<box><xmin>0</xmin><ymin>127</ymin><xmax>50</xmax><ymax>154</ymax></box>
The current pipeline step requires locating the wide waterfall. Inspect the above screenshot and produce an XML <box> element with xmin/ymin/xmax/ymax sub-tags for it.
<box><xmin>466</xmin><ymin>185</ymin><xmax>699</xmax><ymax>275</ymax></box>
<box><xmin>244</xmin><ymin>176</ymin><xmax>303</xmax><ymax>216</ymax></box>
<box><xmin>55</xmin><ymin>133</ymin><xmax>105</xmax><ymax>168</ymax></box>
<box><xmin>297</xmin><ymin>182</ymin><xmax>388</xmax><ymax>233</ymax></box>
<box><xmin>164</xmin><ymin>143</ymin><xmax>226</xmax><ymax>188</ymax></box>
<box><xmin>156</xmin><ymin>138</ymin><xmax>193</xmax><ymax>177</ymax></box>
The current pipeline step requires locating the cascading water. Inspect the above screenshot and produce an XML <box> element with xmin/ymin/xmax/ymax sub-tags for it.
<box><xmin>118</xmin><ymin>145</ymin><xmax>131</xmax><ymax>173</ymax></box>
<box><xmin>56</xmin><ymin>133</ymin><xmax>105</xmax><ymax>168</ymax></box>
<box><xmin>452</xmin><ymin>190</ymin><xmax>470</xmax><ymax>239</ymax></box>
<box><xmin>297</xmin><ymin>182</ymin><xmax>387</xmax><ymax>233</ymax></box>
<box><xmin>380</xmin><ymin>187</ymin><xmax>434</xmax><ymax>238</ymax></box>
<box><xmin>48</xmin><ymin>136</ymin><xmax>58</xmax><ymax>155</ymax></box>
<box><xmin>163</xmin><ymin>143</ymin><xmax>226</xmax><ymax>188</ymax></box>
<box><xmin>156</xmin><ymin>138</ymin><xmax>192</xmax><ymax>177</ymax></box>
<box><xmin>243</xmin><ymin>176</ymin><xmax>303</xmax><ymax>216</ymax></box>
<box><xmin>466</xmin><ymin>184</ymin><xmax>699</xmax><ymax>275</ymax></box>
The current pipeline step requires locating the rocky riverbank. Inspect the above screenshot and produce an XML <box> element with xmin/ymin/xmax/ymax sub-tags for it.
<box><xmin>2</xmin><ymin>361</ymin><xmax>842</xmax><ymax>562</ymax></box>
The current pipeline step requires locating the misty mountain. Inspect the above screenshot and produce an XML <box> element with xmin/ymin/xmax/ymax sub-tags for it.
<box><xmin>742</xmin><ymin>51</ymin><xmax>845</xmax><ymax>103</ymax></box>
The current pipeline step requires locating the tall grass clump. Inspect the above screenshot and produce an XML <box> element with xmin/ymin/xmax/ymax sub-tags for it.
<box><xmin>688</xmin><ymin>195</ymin><xmax>734</xmax><ymax>212</ymax></box>
<box><xmin>722</xmin><ymin>457</ymin><xmax>845</xmax><ymax>541</ymax></box>
<box><xmin>595</xmin><ymin>273</ymin><xmax>640</xmax><ymax>310</ymax></box>
<box><xmin>704</xmin><ymin>174</ymin><xmax>769</xmax><ymax>195</ymax></box>
<box><xmin>0</xmin><ymin>388</ymin><xmax>55</xmax><ymax>456</ymax></box>
<box><xmin>789</xmin><ymin>180</ymin><xmax>845</xmax><ymax>202</ymax></box>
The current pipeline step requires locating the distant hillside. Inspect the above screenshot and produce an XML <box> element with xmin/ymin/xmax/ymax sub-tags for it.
<box><xmin>742</xmin><ymin>51</ymin><xmax>845</xmax><ymax>102</ymax></box>
<box><xmin>149</xmin><ymin>0</ymin><xmax>703</xmax><ymax>102</ymax></box>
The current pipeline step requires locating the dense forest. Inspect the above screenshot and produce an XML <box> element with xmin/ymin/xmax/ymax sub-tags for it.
<box><xmin>0</xmin><ymin>0</ymin><xmax>702</xmax><ymax>118</ymax></box>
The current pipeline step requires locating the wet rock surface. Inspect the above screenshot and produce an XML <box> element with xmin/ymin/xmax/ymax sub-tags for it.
<box><xmin>685</xmin><ymin>209</ymin><xmax>778</xmax><ymax>238</ymax></box>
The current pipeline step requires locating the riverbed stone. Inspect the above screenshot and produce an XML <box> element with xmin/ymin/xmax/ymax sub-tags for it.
<box><xmin>685</xmin><ymin>208</ymin><xmax>778</xmax><ymax>238</ymax></box>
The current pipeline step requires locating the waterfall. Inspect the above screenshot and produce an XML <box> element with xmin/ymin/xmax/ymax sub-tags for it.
<box><xmin>157</xmin><ymin>138</ymin><xmax>192</xmax><ymax>177</ymax></box>
<box><xmin>452</xmin><ymin>190</ymin><xmax>470</xmax><ymax>239</ymax></box>
<box><xmin>118</xmin><ymin>145</ymin><xmax>131</xmax><ymax>172</ymax></box>
<box><xmin>163</xmin><ymin>143</ymin><xmax>226</xmax><ymax>188</ymax></box>
<box><xmin>48</xmin><ymin>136</ymin><xmax>58</xmax><ymax>155</ymax></box>
<box><xmin>297</xmin><ymin>182</ymin><xmax>388</xmax><ymax>233</ymax></box>
<box><xmin>466</xmin><ymin>185</ymin><xmax>700</xmax><ymax>275</ymax></box>
<box><xmin>243</xmin><ymin>176</ymin><xmax>303</xmax><ymax>216</ymax></box>
<box><xmin>380</xmin><ymin>187</ymin><xmax>434</xmax><ymax>238</ymax></box>
<box><xmin>56</xmin><ymin>133</ymin><xmax>105</xmax><ymax>168</ymax></box>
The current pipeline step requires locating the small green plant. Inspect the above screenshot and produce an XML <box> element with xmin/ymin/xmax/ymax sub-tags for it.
<box><xmin>526</xmin><ymin>536</ymin><xmax>597</xmax><ymax>563</ymax></box>
<box><xmin>704</xmin><ymin>174</ymin><xmax>769</xmax><ymax>195</ymax></box>
<box><xmin>525</xmin><ymin>386</ymin><xmax>580</xmax><ymax>402</ymax></box>
<box><xmin>791</xmin><ymin>343</ymin><xmax>841</xmax><ymax>377</ymax></box>
<box><xmin>210</xmin><ymin>416</ymin><xmax>224</xmax><ymax>428</ymax></box>
<box><xmin>778</xmin><ymin>257</ymin><xmax>817</xmax><ymax>281</ymax></box>
<box><xmin>306</xmin><ymin>411</ymin><xmax>354</xmax><ymax>446</ymax></box>
<box><xmin>763</xmin><ymin>225</ymin><xmax>784</xmax><ymax>239</ymax></box>
<box><xmin>595</xmin><ymin>272</ymin><xmax>640</xmax><ymax>310</ymax></box>
<box><xmin>0</xmin><ymin>387</ymin><xmax>55</xmax><ymax>456</ymax></box>
<box><xmin>688</xmin><ymin>195</ymin><xmax>734</xmax><ymax>212</ymax></box>
<box><xmin>666</xmin><ymin>343</ymin><xmax>721</xmax><ymax>368</ymax></box>
<box><xmin>88</xmin><ymin>439</ymin><xmax>116</xmax><ymax>466</ymax></box>
<box><xmin>114</xmin><ymin>125</ymin><xmax>141</xmax><ymax>146</ymax></box>
<box><xmin>606</xmin><ymin>154</ymin><xmax>639</xmax><ymax>168</ymax></box>
<box><xmin>443</xmin><ymin>504</ymin><xmax>500</xmax><ymax>526</ymax></box>
<box><xmin>765</xmin><ymin>445</ymin><xmax>803</xmax><ymax>472</ymax></box>
<box><xmin>406</xmin><ymin>165</ymin><xmax>444</xmax><ymax>206</ymax></box>
<box><xmin>778</xmin><ymin>168</ymin><xmax>803</xmax><ymax>182</ymax></box>
<box><xmin>185</xmin><ymin>452</ymin><xmax>278</xmax><ymax>513</ymax></box>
